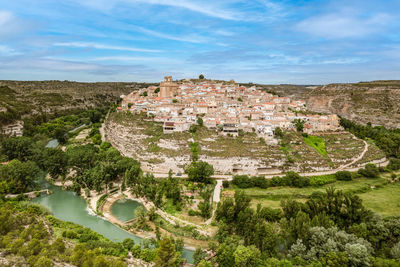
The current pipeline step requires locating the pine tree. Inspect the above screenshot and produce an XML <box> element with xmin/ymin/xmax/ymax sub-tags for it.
<box><xmin>154</xmin><ymin>236</ymin><xmax>181</xmax><ymax>267</ymax></box>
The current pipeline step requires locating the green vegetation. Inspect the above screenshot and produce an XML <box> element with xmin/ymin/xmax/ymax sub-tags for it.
<box><xmin>304</xmin><ymin>135</ymin><xmax>328</xmax><ymax>157</ymax></box>
<box><xmin>292</xmin><ymin>118</ymin><xmax>305</xmax><ymax>132</ymax></box>
<box><xmin>340</xmin><ymin>117</ymin><xmax>400</xmax><ymax>159</ymax></box>
<box><xmin>0</xmin><ymin>201</ymin><xmax>127</xmax><ymax>266</ymax></box>
<box><xmin>209</xmin><ymin>187</ymin><xmax>400</xmax><ymax>266</ymax></box>
<box><xmin>2</xmin><ymin>108</ymin><xmax>400</xmax><ymax>266</ymax></box>
<box><xmin>185</xmin><ymin>161</ymin><xmax>214</xmax><ymax>183</ymax></box>
<box><xmin>0</xmin><ymin>80</ymin><xmax>156</xmax><ymax>130</ymax></box>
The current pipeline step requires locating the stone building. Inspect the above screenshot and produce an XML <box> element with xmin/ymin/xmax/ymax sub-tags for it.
<box><xmin>159</xmin><ymin>76</ymin><xmax>178</xmax><ymax>98</ymax></box>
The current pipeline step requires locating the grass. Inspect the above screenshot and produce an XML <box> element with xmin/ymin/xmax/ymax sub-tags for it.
<box><xmin>359</xmin><ymin>182</ymin><xmax>400</xmax><ymax>217</ymax></box>
<box><xmin>304</xmin><ymin>135</ymin><xmax>328</xmax><ymax>157</ymax></box>
<box><xmin>163</xmin><ymin>199</ymin><xmax>180</xmax><ymax>216</ymax></box>
<box><xmin>224</xmin><ymin>176</ymin><xmax>390</xmax><ymax>212</ymax></box>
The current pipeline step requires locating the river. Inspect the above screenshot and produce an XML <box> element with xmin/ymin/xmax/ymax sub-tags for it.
<box><xmin>33</xmin><ymin>140</ymin><xmax>194</xmax><ymax>263</ymax></box>
<box><xmin>110</xmin><ymin>199</ymin><xmax>144</xmax><ymax>222</ymax></box>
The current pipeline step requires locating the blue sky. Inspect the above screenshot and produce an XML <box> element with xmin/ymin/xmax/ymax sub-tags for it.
<box><xmin>0</xmin><ymin>0</ymin><xmax>399</xmax><ymax>84</ymax></box>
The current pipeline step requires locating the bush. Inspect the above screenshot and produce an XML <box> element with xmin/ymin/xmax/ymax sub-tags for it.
<box><xmin>188</xmin><ymin>209</ymin><xmax>198</xmax><ymax>216</ymax></box>
<box><xmin>335</xmin><ymin>171</ymin><xmax>352</xmax><ymax>181</ymax></box>
<box><xmin>251</xmin><ymin>176</ymin><xmax>269</xmax><ymax>189</ymax></box>
<box><xmin>358</xmin><ymin>163</ymin><xmax>379</xmax><ymax>178</ymax></box>
<box><xmin>232</xmin><ymin>175</ymin><xmax>253</xmax><ymax>188</ymax></box>
<box><xmin>222</xmin><ymin>180</ymin><xmax>230</xmax><ymax>188</ymax></box>
<box><xmin>388</xmin><ymin>158</ymin><xmax>400</xmax><ymax>171</ymax></box>
<box><xmin>310</xmin><ymin>174</ymin><xmax>337</xmax><ymax>186</ymax></box>
<box><xmin>284</xmin><ymin>171</ymin><xmax>310</xmax><ymax>188</ymax></box>
<box><xmin>62</xmin><ymin>230</ymin><xmax>78</xmax><ymax>239</ymax></box>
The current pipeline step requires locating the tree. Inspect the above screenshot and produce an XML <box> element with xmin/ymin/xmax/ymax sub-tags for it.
<box><xmin>185</xmin><ymin>161</ymin><xmax>214</xmax><ymax>183</ymax></box>
<box><xmin>154</xmin><ymin>236</ymin><xmax>181</xmax><ymax>267</ymax></box>
<box><xmin>335</xmin><ymin>171</ymin><xmax>352</xmax><ymax>181</ymax></box>
<box><xmin>358</xmin><ymin>163</ymin><xmax>379</xmax><ymax>178</ymax></box>
<box><xmin>216</xmin><ymin>237</ymin><xmax>240</xmax><ymax>267</ymax></box>
<box><xmin>197</xmin><ymin>117</ymin><xmax>203</xmax><ymax>126</ymax></box>
<box><xmin>54</xmin><ymin>126</ymin><xmax>68</xmax><ymax>144</ymax></box>
<box><xmin>66</xmin><ymin>145</ymin><xmax>99</xmax><ymax>175</ymax></box>
<box><xmin>0</xmin><ymin>159</ymin><xmax>40</xmax><ymax>193</ymax></box>
<box><xmin>88</xmin><ymin>110</ymin><xmax>102</xmax><ymax>123</ymax></box>
<box><xmin>194</xmin><ymin>247</ymin><xmax>206</xmax><ymax>266</ymax></box>
<box><xmin>293</xmin><ymin>119</ymin><xmax>305</xmax><ymax>132</ymax></box>
<box><xmin>199</xmin><ymin>74</ymin><xmax>205</xmax><ymax>79</ymax></box>
<box><xmin>35</xmin><ymin>256</ymin><xmax>52</xmax><ymax>267</ymax></box>
<box><xmin>233</xmin><ymin>245</ymin><xmax>261</xmax><ymax>267</ymax></box>
<box><xmin>124</xmin><ymin>164</ymin><xmax>142</xmax><ymax>188</ymax></box>
<box><xmin>41</xmin><ymin>148</ymin><xmax>68</xmax><ymax>180</ymax></box>
<box><xmin>122</xmin><ymin>238</ymin><xmax>135</xmax><ymax>251</ymax></box>
<box><xmin>388</xmin><ymin>158</ymin><xmax>400</xmax><ymax>171</ymax></box>
<box><xmin>274</xmin><ymin>127</ymin><xmax>284</xmax><ymax>138</ymax></box>
<box><xmin>1</xmin><ymin>136</ymin><xmax>34</xmax><ymax>161</ymax></box>
<box><xmin>53</xmin><ymin>237</ymin><xmax>65</xmax><ymax>253</ymax></box>
<box><xmin>154</xmin><ymin>87</ymin><xmax>160</xmax><ymax>94</ymax></box>
<box><xmin>198</xmin><ymin>189</ymin><xmax>212</xmax><ymax>219</ymax></box>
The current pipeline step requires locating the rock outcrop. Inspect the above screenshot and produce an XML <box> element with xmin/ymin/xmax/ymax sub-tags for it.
<box><xmin>306</xmin><ymin>81</ymin><xmax>400</xmax><ymax>128</ymax></box>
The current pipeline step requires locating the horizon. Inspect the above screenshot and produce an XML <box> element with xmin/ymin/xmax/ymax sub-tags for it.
<box><xmin>1</xmin><ymin>0</ymin><xmax>399</xmax><ymax>84</ymax></box>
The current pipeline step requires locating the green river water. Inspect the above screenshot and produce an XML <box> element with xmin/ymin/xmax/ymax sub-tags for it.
<box><xmin>31</xmin><ymin>141</ymin><xmax>194</xmax><ymax>263</ymax></box>
<box><xmin>110</xmin><ymin>199</ymin><xmax>143</xmax><ymax>222</ymax></box>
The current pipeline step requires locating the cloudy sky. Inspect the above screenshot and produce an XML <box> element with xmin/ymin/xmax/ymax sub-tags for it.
<box><xmin>0</xmin><ymin>0</ymin><xmax>399</xmax><ymax>84</ymax></box>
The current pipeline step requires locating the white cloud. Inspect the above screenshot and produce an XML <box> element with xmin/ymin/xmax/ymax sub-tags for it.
<box><xmin>53</xmin><ymin>42</ymin><xmax>162</xmax><ymax>53</ymax></box>
<box><xmin>0</xmin><ymin>10</ymin><xmax>13</xmax><ymax>26</ymax></box>
<box><xmin>70</xmin><ymin>0</ymin><xmax>243</xmax><ymax>20</ymax></box>
<box><xmin>133</xmin><ymin>26</ymin><xmax>209</xmax><ymax>43</ymax></box>
<box><xmin>0</xmin><ymin>45</ymin><xmax>19</xmax><ymax>56</ymax></box>
<box><xmin>139</xmin><ymin>0</ymin><xmax>239</xmax><ymax>20</ymax></box>
<box><xmin>296</xmin><ymin>12</ymin><xmax>391</xmax><ymax>39</ymax></box>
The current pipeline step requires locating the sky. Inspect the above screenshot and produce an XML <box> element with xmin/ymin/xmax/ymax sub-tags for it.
<box><xmin>0</xmin><ymin>0</ymin><xmax>399</xmax><ymax>84</ymax></box>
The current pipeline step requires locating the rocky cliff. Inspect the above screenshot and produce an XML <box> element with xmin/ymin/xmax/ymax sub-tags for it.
<box><xmin>306</xmin><ymin>81</ymin><xmax>400</xmax><ymax>128</ymax></box>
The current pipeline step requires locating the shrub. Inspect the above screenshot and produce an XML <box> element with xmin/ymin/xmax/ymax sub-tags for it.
<box><xmin>188</xmin><ymin>209</ymin><xmax>198</xmax><ymax>216</ymax></box>
<box><xmin>62</xmin><ymin>230</ymin><xmax>78</xmax><ymax>239</ymax></box>
<box><xmin>335</xmin><ymin>171</ymin><xmax>352</xmax><ymax>181</ymax></box>
<box><xmin>222</xmin><ymin>180</ymin><xmax>230</xmax><ymax>188</ymax></box>
<box><xmin>310</xmin><ymin>174</ymin><xmax>337</xmax><ymax>186</ymax></box>
<box><xmin>358</xmin><ymin>163</ymin><xmax>379</xmax><ymax>178</ymax></box>
<box><xmin>388</xmin><ymin>158</ymin><xmax>400</xmax><ymax>171</ymax></box>
<box><xmin>285</xmin><ymin>171</ymin><xmax>310</xmax><ymax>188</ymax></box>
<box><xmin>251</xmin><ymin>176</ymin><xmax>269</xmax><ymax>189</ymax></box>
<box><xmin>232</xmin><ymin>175</ymin><xmax>253</xmax><ymax>188</ymax></box>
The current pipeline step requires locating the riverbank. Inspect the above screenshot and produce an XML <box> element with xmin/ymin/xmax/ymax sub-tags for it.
<box><xmin>86</xmin><ymin>189</ymin><xmax>209</xmax><ymax>250</ymax></box>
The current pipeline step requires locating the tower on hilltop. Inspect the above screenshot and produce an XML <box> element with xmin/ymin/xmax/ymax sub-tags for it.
<box><xmin>159</xmin><ymin>76</ymin><xmax>178</xmax><ymax>98</ymax></box>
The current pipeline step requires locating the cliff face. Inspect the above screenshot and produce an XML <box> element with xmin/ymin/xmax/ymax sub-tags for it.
<box><xmin>306</xmin><ymin>81</ymin><xmax>400</xmax><ymax>128</ymax></box>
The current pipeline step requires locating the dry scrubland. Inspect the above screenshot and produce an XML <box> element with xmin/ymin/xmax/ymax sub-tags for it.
<box><xmin>0</xmin><ymin>80</ymin><xmax>156</xmax><ymax>128</ymax></box>
<box><xmin>307</xmin><ymin>80</ymin><xmax>400</xmax><ymax>128</ymax></box>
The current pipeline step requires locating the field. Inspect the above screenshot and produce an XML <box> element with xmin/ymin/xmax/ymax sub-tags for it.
<box><xmin>224</xmin><ymin>170</ymin><xmax>400</xmax><ymax>217</ymax></box>
<box><xmin>303</xmin><ymin>135</ymin><xmax>328</xmax><ymax>157</ymax></box>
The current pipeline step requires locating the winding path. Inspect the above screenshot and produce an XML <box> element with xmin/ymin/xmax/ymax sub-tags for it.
<box><xmin>338</xmin><ymin>139</ymin><xmax>369</xmax><ymax>170</ymax></box>
<box><xmin>6</xmin><ymin>189</ymin><xmax>50</xmax><ymax>199</ymax></box>
<box><xmin>205</xmin><ymin>180</ymin><xmax>223</xmax><ymax>225</ymax></box>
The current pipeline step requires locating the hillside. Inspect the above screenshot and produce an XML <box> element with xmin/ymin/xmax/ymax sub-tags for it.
<box><xmin>240</xmin><ymin>83</ymin><xmax>312</xmax><ymax>98</ymax></box>
<box><xmin>306</xmin><ymin>80</ymin><xmax>400</xmax><ymax>128</ymax></box>
<box><xmin>0</xmin><ymin>80</ymin><xmax>155</xmax><ymax>129</ymax></box>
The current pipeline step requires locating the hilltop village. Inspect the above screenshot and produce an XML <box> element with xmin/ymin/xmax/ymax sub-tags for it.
<box><xmin>121</xmin><ymin>76</ymin><xmax>341</xmax><ymax>142</ymax></box>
